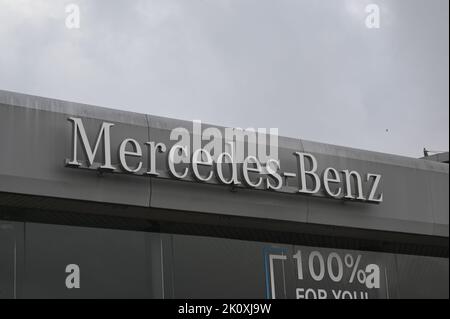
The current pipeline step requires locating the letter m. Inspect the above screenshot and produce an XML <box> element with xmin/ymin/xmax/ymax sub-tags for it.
<box><xmin>67</xmin><ymin>117</ymin><xmax>115</xmax><ymax>170</ymax></box>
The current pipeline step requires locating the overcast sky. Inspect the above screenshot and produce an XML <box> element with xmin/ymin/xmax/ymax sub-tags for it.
<box><xmin>0</xmin><ymin>0</ymin><xmax>448</xmax><ymax>158</ymax></box>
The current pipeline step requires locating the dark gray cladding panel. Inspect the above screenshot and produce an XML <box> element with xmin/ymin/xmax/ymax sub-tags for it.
<box><xmin>0</xmin><ymin>90</ymin><xmax>448</xmax><ymax>237</ymax></box>
<box><xmin>22</xmin><ymin>222</ymin><xmax>161</xmax><ymax>298</ymax></box>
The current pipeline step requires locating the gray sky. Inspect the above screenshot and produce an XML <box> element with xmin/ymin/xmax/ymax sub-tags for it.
<box><xmin>0</xmin><ymin>0</ymin><xmax>448</xmax><ymax>158</ymax></box>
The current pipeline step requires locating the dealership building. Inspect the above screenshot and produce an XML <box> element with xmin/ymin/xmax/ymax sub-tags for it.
<box><xmin>0</xmin><ymin>89</ymin><xmax>448</xmax><ymax>299</ymax></box>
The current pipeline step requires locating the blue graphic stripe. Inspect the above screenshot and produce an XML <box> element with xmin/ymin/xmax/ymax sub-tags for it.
<box><xmin>263</xmin><ymin>246</ymin><xmax>288</xmax><ymax>300</ymax></box>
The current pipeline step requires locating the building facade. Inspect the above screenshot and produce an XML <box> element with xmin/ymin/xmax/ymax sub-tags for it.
<box><xmin>0</xmin><ymin>90</ymin><xmax>448</xmax><ymax>299</ymax></box>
